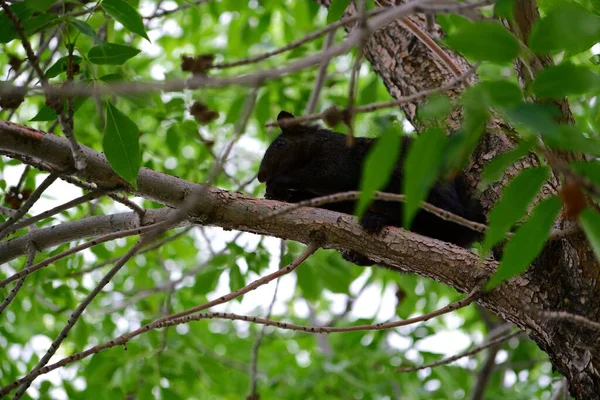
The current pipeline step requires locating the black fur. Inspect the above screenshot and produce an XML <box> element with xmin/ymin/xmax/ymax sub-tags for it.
<box><xmin>258</xmin><ymin>111</ymin><xmax>485</xmax><ymax>265</ymax></box>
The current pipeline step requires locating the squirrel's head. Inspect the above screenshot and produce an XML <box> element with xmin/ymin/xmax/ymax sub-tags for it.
<box><xmin>257</xmin><ymin>111</ymin><xmax>316</xmax><ymax>183</ymax></box>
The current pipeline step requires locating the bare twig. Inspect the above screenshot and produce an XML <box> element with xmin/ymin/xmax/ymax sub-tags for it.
<box><xmin>266</xmin><ymin>66</ymin><xmax>477</xmax><ymax>128</ymax></box>
<box><xmin>261</xmin><ymin>190</ymin><xmax>489</xmax><ymax>236</ymax></box>
<box><xmin>0</xmin><ymin>1</ymin><xmax>493</xmax><ymax>100</ymax></box>
<box><xmin>65</xmin><ymin>226</ymin><xmax>193</xmax><ymax>278</ymax></box>
<box><xmin>305</xmin><ymin>31</ymin><xmax>336</xmax><ymax>114</ymax></box>
<box><xmin>12</xmin><ymin>239</ymin><xmax>145</xmax><ymax>399</ymax></box>
<box><xmin>0</xmin><ymin>0</ymin><xmax>86</xmax><ymax>170</ymax></box>
<box><xmin>0</xmin><ymin>219</ymin><xmax>180</xmax><ymax>289</ymax></box>
<box><xmin>248</xmin><ymin>239</ymin><xmax>285</xmax><ymax>397</ymax></box>
<box><xmin>4</xmin><ymin>190</ymin><xmax>108</xmax><ymax>237</ymax></box>
<box><xmin>541</xmin><ymin>311</ymin><xmax>600</xmax><ymax>332</ymax></box>
<box><xmin>59</xmin><ymin>175</ymin><xmax>146</xmax><ymax>218</ymax></box>
<box><xmin>0</xmin><ymin>245</ymin><xmax>36</xmax><ymax>316</ymax></box>
<box><xmin>0</xmin><ymin>173</ymin><xmax>58</xmax><ymax>239</ymax></box>
<box><xmin>2</xmin><ymin>283</ymin><xmax>480</xmax><ymax>391</ymax></box>
<box><xmin>0</xmin><ymin>242</ymin><xmax>319</xmax><ymax>395</ymax></box>
<box><xmin>396</xmin><ymin>330</ymin><xmax>521</xmax><ymax>373</ymax></box>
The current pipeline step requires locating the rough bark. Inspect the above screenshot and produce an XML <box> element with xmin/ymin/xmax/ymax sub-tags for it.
<box><xmin>314</xmin><ymin>1</ymin><xmax>600</xmax><ymax>398</ymax></box>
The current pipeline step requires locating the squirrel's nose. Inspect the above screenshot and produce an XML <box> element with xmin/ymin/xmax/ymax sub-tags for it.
<box><xmin>257</xmin><ymin>170</ymin><xmax>266</xmax><ymax>182</ymax></box>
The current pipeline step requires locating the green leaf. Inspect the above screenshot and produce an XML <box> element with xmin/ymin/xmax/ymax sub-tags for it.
<box><xmin>193</xmin><ymin>267</ymin><xmax>223</xmax><ymax>295</ymax></box>
<box><xmin>494</xmin><ymin>0</ymin><xmax>514</xmax><ymax>19</ymax></box>
<box><xmin>296</xmin><ymin>259</ymin><xmax>321</xmax><ymax>301</ymax></box>
<box><xmin>102</xmin><ymin>0</ymin><xmax>149</xmax><ymax>41</ymax></box>
<box><xmin>570</xmin><ymin>160</ymin><xmax>600</xmax><ymax>187</ymax></box>
<box><xmin>356</xmin><ymin>128</ymin><xmax>402</xmax><ymax>217</ymax></box>
<box><xmin>404</xmin><ymin>127</ymin><xmax>447</xmax><ymax>228</ymax></box>
<box><xmin>444</xmin><ymin>104</ymin><xmax>488</xmax><ymax>172</ymax></box>
<box><xmin>30</xmin><ymin>105</ymin><xmax>59</xmax><ymax>122</ymax></box>
<box><xmin>487</xmin><ymin>196</ymin><xmax>561</xmax><ymax>289</ymax></box>
<box><xmin>88</xmin><ymin>43</ymin><xmax>141</xmax><ymax>65</ymax></box>
<box><xmin>482</xmin><ymin>166</ymin><xmax>550</xmax><ymax>254</ymax></box>
<box><xmin>103</xmin><ymin>102</ymin><xmax>142</xmax><ymax>187</ymax></box>
<box><xmin>418</xmin><ymin>95</ymin><xmax>452</xmax><ymax>121</ymax></box>
<box><xmin>22</xmin><ymin>13</ymin><xmax>58</xmax><ymax>36</ymax></box>
<box><xmin>0</xmin><ymin>4</ymin><xmax>33</xmax><ymax>44</ymax></box>
<box><xmin>228</xmin><ymin>264</ymin><xmax>245</xmax><ymax>294</ymax></box>
<box><xmin>482</xmin><ymin>141</ymin><xmax>533</xmax><ymax>186</ymax></box>
<box><xmin>359</xmin><ymin>76</ymin><xmax>379</xmax><ymax>106</ymax></box>
<box><xmin>28</xmin><ymin>0</ymin><xmax>55</xmax><ymax>12</ymax></box>
<box><xmin>445</xmin><ymin>21</ymin><xmax>520</xmax><ymax>64</ymax></box>
<box><xmin>477</xmin><ymin>80</ymin><xmax>522</xmax><ymax>107</ymax></box>
<box><xmin>45</xmin><ymin>56</ymin><xmax>83</xmax><ymax>79</ymax></box>
<box><xmin>68</xmin><ymin>18</ymin><xmax>104</xmax><ymax>44</ymax></box>
<box><xmin>30</xmin><ymin>96</ymin><xmax>88</xmax><ymax>121</ymax></box>
<box><xmin>580</xmin><ymin>208</ymin><xmax>600</xmax><ymax>262</ymax></box>
<box><xmin>503</xmin><ymin>103</ymin><xmax>559</xmax><ymax>136</ymax></box>
<box><xmin>529</xmin><ymin>3</ymin><xmax>600</xmax><ymax>54</ymax></box>
<box><xmin>543</xmin><ymin>125</ymin><xmax>600</xmax><ymax>157</ymax></box>
<box><xmin>327</xmin><ymin>0</ymin><xmax>350</xmax><ymax>24</ymax></box>
<box><xmin>532</xmin><ymin>63</ymin><xmax>600</xmax><ymax>99</ymax></box>
<box><xmin>166</xmin><ymin>125</ymin><xmax>180</xmax><ymax>154</ymax></box>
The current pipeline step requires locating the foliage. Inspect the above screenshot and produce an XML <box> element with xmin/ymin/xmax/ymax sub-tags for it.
<box><xmin>1</xmin><ymin>0</ymin><xmax>599</xmax><ymax>399</ymax></box>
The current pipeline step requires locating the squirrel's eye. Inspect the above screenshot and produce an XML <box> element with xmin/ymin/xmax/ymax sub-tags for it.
<box><xmin>273</xmin><ymin>139</ymin><xmax>285</xmax><ymax>148</ymax></box>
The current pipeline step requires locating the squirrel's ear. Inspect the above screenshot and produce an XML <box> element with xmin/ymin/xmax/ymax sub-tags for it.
<box><xmin>277</xmin><ymin>111</ymin><xmax>295</xmax><ymax>121</ymax></box>
<box><xmin>277</xmin><ymin>111</ymin><xmax>296</xmax><ymax>133</ymax></box>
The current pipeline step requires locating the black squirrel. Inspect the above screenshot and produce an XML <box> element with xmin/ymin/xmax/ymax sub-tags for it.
<box><xmin>258</xmin><ymin>111</ymin><xmax>486</xmax><ymax>265</ymax></box>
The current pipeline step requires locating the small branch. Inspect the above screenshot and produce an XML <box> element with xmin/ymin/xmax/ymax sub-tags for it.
<box><xmin>0</xmin><ymin>0</ymin><xmax>86</xmax><ymax>170</ymax></box>
<box><xmin>65</xmin><ymin>226</ymin><xmax>193</xmax><ymax>279</ymax></box>
<box><xmin>399</xmin><ymin>17</ymin><xmax>464</xmax><ymax>79</ymax></box>
<box><xmin>396</xmin><ymin>330</ymin><xmax>521</xmax><ymax>373</ymax></box>
<box><xmin>212</xmin><ymin>7</ymin><xmax>382</xmax><ymax>70</ymax></box>
<box><xmin>261</xmin><ymin>190</ymin><xmax>489</xmax><ymax>236</ymax></box>
<box><xmin>0</xmin><ymin>243</ymin><xmax>319</xmax><ymax>396</ymax></box>
<box><xmin>0</xmin><ymin>219</ymin><xmax>177</xmax><ymax>289</ymax></box>
<box><xmin>12</xmin><ymin>239</ymin><xmax>145</xmax><ymax>399</ymax></box>
<box><xmin>59</xmin><ymin>175</ymin><xmax>146</xmax><ymax>218</ymax></box>
<box><xmin>549</xmin><ymin>378</ymin><xmax>568</xmax><ymax>400</ymax></box>
<box><xmin>541</xmin><ymin>311</ymin><xmax>600</xmax><ymax>332</ymax></box>
<box><xmin>0</xmin><ymin>244</ymin><xmax>36</xmax><ymax>316</ymax></box>
<box><xmin>143</xmin><ymin>0</ymin><xmax>208</xmax><ymax>20</ymax></box>
<box><xmin>470</xmin><ymin>334</ymin><xmax>502</xmax><ymax>400</ymax></box>
<box><xmin>248</xmin><ymin>240</ymin><xmax>284</xmax><ymax>398</ymax></box>
<box><xmin>0</xmin><ymin>1</ymin><xmax>492</xmax><ymax>100</ymax></box>
<box><xmin>266</xmin><ymin>66</ymin><xmax>477</xmax><ymax>128</ymax></box>
<box><xmin>3</xmin><ymin>189</ymin><xmax>108</xmax><ymax>237</ymax></box>
<box><xmin>0</xmin><ymin>173</ymin><xmax>58</xmax><ymax>239</ymax></box>
<box><xmin>305</xmin><ymin>31</ymin><xmax>336</xmax><ymax>114</ymax></box>
<box><xmin>2</xmin><ymin>285</ymin><xmax>480</xmax><ymax>391</ymax></box>
<box><xmin>148</xmin><ymin>86</ymin><xmax>259</xmax><ymax>241</ymax></box>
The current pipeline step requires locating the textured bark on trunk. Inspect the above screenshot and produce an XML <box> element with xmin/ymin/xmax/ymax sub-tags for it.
<box><xmin>315</xmin><ymin>1</ymin><xmax>600</xmax><ymax>398</ymax></box>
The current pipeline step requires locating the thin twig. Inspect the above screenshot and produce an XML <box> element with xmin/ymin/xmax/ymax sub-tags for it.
<box><xmin>0</xmin><ymin>1</ymin><xmax>493</xmax><ymax>100</ymax></box>
<box><xmin>541</xmin><ymin>311</ymin><xmax>600</xmax><ymax>331</ymax></box>
<box><xmin>65</xmin><ymin>226</ymin><xmax>193</xmax><ymax>279</ymax></box>
<box><xmin>0</xmin><ymin>219</ymin><xmax>180</xmax><ymax>289</ymax></box>
<box><xmin>396</xmin><ymin>330</ymin><xmax>521</xmax><ymax>373</ymax></box>
<box><xmin>4</xmin><ymin>190</ymin><xmax>108</xmax><ymax>237</ymax></box>
<box><xmin>261</xmin><ymin>190</ymin><xmax>489</xmax><ymax>236</ymax></box>
<box><xmin>12</xmin><ymin>239</ymin><xmax>145</xmax><ymax>399</ymax></box>
<box><xmin>0</xmin><ymin>173</ymin><xmax>58</xmax><ymax>239</ymax></box>
<box><xmin>305</xmin><ymin>31</ymin><xmax>336</xmax><ymax>114</ymax></box>
<box><xmin>59</xmin><ymin>175</ymin><xmax>146</xmax><ymax>218</ymax></box>
<box><xmin>2</xmin><ymin>281</ymin><xmax>479</xmax><ymax>392</ymax></box>
<box><xmin>266</xmin><ymin>66</ymin><xmax>477</xmax><ymax>128</ymax></box>
<box><xmin>0</xmin><ymin>0</ymin><xmax>86</xmax><ymax>170</ymax></box>
<box><xmin>248</xmin><ymin>239</ymin><xmax>285</xmax><ymax>397</ymax></box>
<box><xmin>0</xmin><ymin>242</ymin><xmax>319</xmax><ymax>396</ymax></box>
<box><xmin>0</xmin><ymin>245</ymin><xmax>36</xmax><ymax>316</ymax></box>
